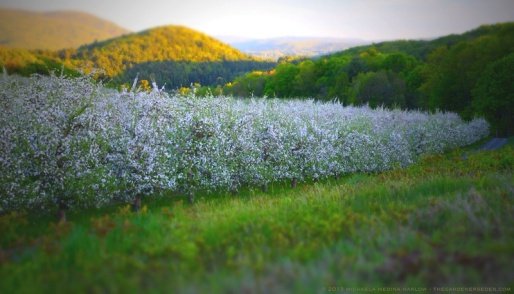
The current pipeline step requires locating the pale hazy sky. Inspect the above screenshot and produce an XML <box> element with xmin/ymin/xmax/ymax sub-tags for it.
<box><xmin>1</xmin><ymin>0</ymin><xmax>514</xmax><ymax>40</ymax></box>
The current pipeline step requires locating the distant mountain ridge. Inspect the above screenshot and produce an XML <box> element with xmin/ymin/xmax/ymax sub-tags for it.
<box><xmin>0</xmin><ymin>8</ymin><xmax>129</xmax><ymax>50</ymax></box>
<box><xmin>220</xmin><ymin>36</ymin><xmax>370</xmax><ymax>60</ymax></box>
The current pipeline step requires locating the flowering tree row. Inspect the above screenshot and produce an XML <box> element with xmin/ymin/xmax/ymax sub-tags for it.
<box><xmin>0</xmin><ymin>75</ymin><xmax>489</xmax><ymax>212</ymax></box>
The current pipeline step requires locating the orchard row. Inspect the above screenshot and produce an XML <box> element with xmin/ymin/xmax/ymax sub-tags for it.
<box><xmin>0</xmin><ymin>75</ymin><xmax>488</xmax><ymax>212</ymax></box>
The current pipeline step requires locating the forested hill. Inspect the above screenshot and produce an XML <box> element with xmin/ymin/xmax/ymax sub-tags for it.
<box><xmin>1</xmin><ymin>23</ymin><xmax>275</xmax><ymax>91</ymax></box>
<box><xmin>332</xmin><ymin>22</ymin><xmax>514</xmax><ymax>60</ymax></box>
<box><xmin>71</xmin><ymin>26</ymin><xmax>257</xmax><ymax>77</ymax></box>
<box><xmin>0</xmin><ymin>8</ymin><xmax>129</xmax><ymax>50</ymax></box>
<box><xmin>224</xmin><ymin>22</ymin><xmax>514</xmax><ymax>135</ymax></box>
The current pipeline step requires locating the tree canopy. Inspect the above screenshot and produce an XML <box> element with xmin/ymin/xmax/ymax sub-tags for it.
<box><xmin>224</xmin><ymin>22</ymin><xmax>514</xmax><ymax>134</ymax></box>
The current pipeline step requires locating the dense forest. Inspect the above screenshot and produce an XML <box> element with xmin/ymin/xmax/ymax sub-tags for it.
<box><xmin>223</xmin><ymin>23</ymin><xmax>514</xmax><ymax>135</ymax></box>
<box><xmin>70</xmin><ymin>25</ymin><xmax>257</xmax><ymax>77</ymax></box>
<box><xmin>117</xmin><ymin>60</ymin><xmax>275</xmax><ymax>92</ymax></box>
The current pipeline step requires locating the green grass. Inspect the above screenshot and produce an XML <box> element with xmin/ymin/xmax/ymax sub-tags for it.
<box><xmin>1</xmin><ymin>144</ymin><xmax>513</xmax><ymax>293</ymax></box>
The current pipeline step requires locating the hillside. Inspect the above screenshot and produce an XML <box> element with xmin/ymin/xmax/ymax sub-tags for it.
<box><xmin>1</xmin><ymin>23</ymin><xmax>274</xmax><ymax>90</ymax></box>
<box><xmin>0</xmin><ymin>8</ymin><xmax>129</xmax><ymax>50</ymax></box>
<box><xmin>73</xmin><ymin>25</ymin><xmax>256</xmax><ymax>77</ymax></box>
<box><xmin>333</xmin><ymin>22</ymin><xmax>514</xmax><ymax>60</ymax></box>
<box><xmin>0</xmin><ymin>46</ymin><xmax>79</xmax><ymax>76</ymax></box>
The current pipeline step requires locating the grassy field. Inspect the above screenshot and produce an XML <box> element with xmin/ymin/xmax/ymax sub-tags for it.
<box><xmin>0</xmin><ymin>140</ymin><xmax>513</xmax><ymax>293</ymax></box>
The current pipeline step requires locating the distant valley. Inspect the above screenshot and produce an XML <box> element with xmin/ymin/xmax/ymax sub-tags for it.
<box><xmin>219</xmin><ymin>36</ymin><xmax>370</xmax><ymax>59</ymax></box>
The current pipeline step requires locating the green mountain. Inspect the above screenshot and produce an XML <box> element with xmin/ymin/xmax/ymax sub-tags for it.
<box><xmin>72</xmin><ymin>25</ymin><xmax>257</xmax><ymax>77</ymax></box>
<box><xmin>0</xmin><ymin>8</ymin><xmax>129</xmax><ymax>50</ymax></box>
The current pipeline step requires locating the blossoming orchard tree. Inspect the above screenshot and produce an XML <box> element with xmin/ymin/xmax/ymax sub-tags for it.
<box><xmin>0</xmin><ymin>76</ymin><xmax>106</xmax><ymax>220</ymax></box>
<box><xmin>101</xmin><ymin>86</ymin><xmax>175</xmax><ymax>211</ymax></box>
<box><xmin>0</xmin><ymin>74</ymin><xmax>490</xmax><ymax>215</ymax></box>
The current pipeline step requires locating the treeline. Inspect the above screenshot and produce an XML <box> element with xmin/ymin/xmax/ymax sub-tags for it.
<box><xmin>223</xmin><ymin>23</ymin><xmax>514</xmax><ymax>135</ymax></box>
<box><xmin>0</xmin><ymin>46</ymin><xmax>79</xmax><ymax>76</ymax></box>
<box><xmin>224</xmin><ymin>51</ymin><xmax>420</xmax><ymax>106</ymax></box>
<box><xmin>116</xmin><ymin>60</ymin><xmax>275</xmax><ymax>92</ymax></box>
<box><xmin>1</xmin><ymin>46</ymin><xmax>275</xmax><ymax>92</ymax></box>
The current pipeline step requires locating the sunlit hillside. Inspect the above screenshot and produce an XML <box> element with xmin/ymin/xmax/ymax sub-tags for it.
<box><xmin>73</xmin><ymin>26</ymin><xmax>256</xmax><ymax>77</ymax></box>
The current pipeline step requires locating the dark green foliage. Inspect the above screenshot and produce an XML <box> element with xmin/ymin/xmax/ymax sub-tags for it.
<box><xmin>226</xmin><ymin>71</ymin><xmax>270</xmax><ymax>97</ymax></box>
<box><xmin>346</xmin><ymin>56</ymin><xmax>369</xmax><ymax>80</ymax></box>
<box><xmin>264</xmin><ymin>62</ymin><xmax>300</xmax><ymax>97</ymax></box>
<box><xmin>117</xmin><ymin>60</ymin><xmax>275</xmax><ymax>91</ymax></box>
<box><xmin>422</xmin><ymin>29</ymin><xmax>514</xmax><ymax>117</ymax></box>
<box><xmin>225</xmin><ymin>46</ymin><xmax>419</xmax><ymax>105</ymax></box>
<box><xmin>336</xmin><ymin>23</ymin><xmax>514</xmax><ymax>60</ymax></box>
<box><xmin>226</xmin><ymin>22</ymin><xmax>514</xmax><ymax>134</ymax></box>
<box><xmin>381</xmin><ymin>53</ymin><xmax>417</xmax><ymax>74</ymax></box>
<box><xmin>350</xmin><ymin>70</ymin><xmax>407</xmax><ymax>108</ymax></box>
<box><xmin>472</xmin><ymin>53</ymin><xmax>514</xmax><ymax>136</ymax></box>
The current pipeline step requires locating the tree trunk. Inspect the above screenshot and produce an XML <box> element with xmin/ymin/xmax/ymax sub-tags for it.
<box><xmin>291</xmin><ymin>178</ymin><xmax>298</xmax><ymax>188</ymax></box>
<box><xmin>57</xmin><ymin>202</ymin><xmax>67</xmax><ymax>223</ymax></box>
<box><xmin>261</xmin><ymin>184</ymin><xmax>268</xmax><ymax>193</ymax></box>
<box><xmin>132</xmin><ymin>195</ymin><xmax>142</xmax><ymax>212</ymax></box>
<box><xmin>188</xmin><ymin>191</ymin><xmax>195</xmax><ymax>204</ymax></box>
<box><xmin>230</xmin><ymin>181</ymin><xmax>239</xmax><ymax>195</ymax></box>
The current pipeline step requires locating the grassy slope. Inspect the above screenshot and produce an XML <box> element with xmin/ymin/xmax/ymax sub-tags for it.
<box><xmin>0</xmin><ymin>142</ymin><xmax>513</xmax><ymax>293</ymax></box>
<box><xmin>0</xmin><ymin>8</ymin><xmax>129</xmax><ymax>50</ymax></box>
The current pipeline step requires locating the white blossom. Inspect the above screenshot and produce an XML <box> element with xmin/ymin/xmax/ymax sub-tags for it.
<box><xmin>0</xmin><ymin>75</ymin><xmax>489</xmax><ymax>212</ymax></box>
